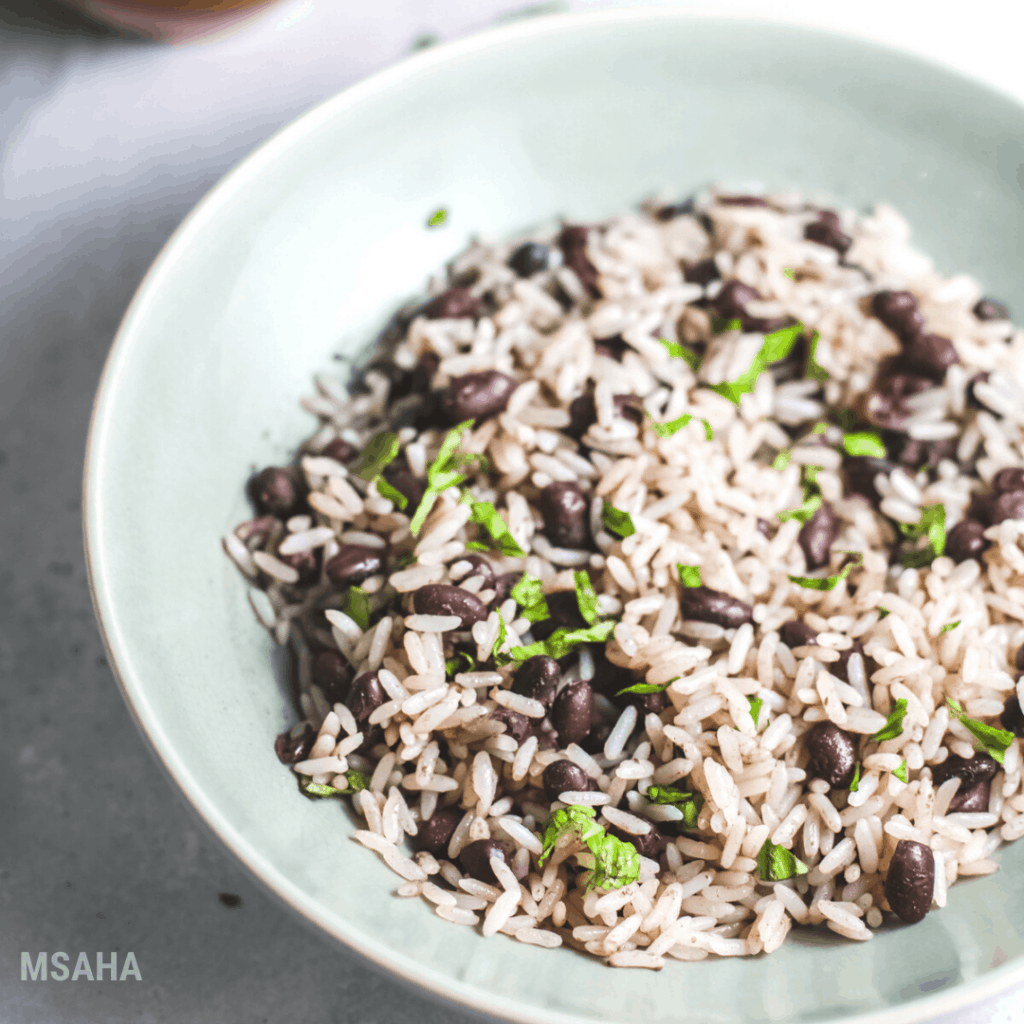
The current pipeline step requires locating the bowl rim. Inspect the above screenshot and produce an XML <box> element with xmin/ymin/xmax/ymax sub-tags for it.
<box><xmin>84</xmin><ymin>6</ymin><xmax>1024</xmax><ymax>1022</ymax></box>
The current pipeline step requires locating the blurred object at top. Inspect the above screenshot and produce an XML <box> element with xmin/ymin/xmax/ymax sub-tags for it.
<box><xmin>59</xmin><ymin>0</ymin><xmax>284</xmax><ymax>42</ymax></box>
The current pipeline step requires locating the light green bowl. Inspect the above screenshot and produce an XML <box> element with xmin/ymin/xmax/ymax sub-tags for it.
<box><xmin>85</xmin><ymin>9</ymin><xmax>1024</xmax><ymax>1023</ymax></box>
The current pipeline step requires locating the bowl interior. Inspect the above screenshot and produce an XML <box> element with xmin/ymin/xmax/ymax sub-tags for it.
<box><xmin>86</xmin><ymin>12</ymin><xmax>1024</xmax><ymax>1024</ymax></box>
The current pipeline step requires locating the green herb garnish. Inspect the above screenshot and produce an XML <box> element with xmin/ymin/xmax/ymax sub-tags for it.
<box><xmin>374</xmin><ymin>477</ymin><xmax>408</xmax><ymax>510</ymax></box>
<box><xmin>467</xmin><ymin>501</ymin><xmax>525</xmax><ymax>556</ymax></box>
<box><xmin>299</xmin><ymin>769</ymin><xmax>371</xmax><ymax>799</ymax></box>
<box><xmin>601</xmin><ymin>500</ymin><xmax>636</xmax><ymax>538</ymax></box>
<box><xmin>409</xmin><ymin>421</ymin><xmax>485</xmax><ymax>534</ymax></box>
<box><xmin>787</xmin><ymin>557</ymin><xmax>860</xmax><ymax>592</ymax></box>
<box><xmin>509</xmin><ymin>621</ymin><xmax>616</xmax><ymax>662</ymax></box>
<box><xmin>947</xmin><ymin>698</ymin><xmax>1014</xmax><ymax>765</ymax></box>
<box><xmin>677</xmin><ymin>564</ymin><xmax>702</xmax><ymax>588</ymax></box>
<box><xmin>492</xmin><ymin>613</ymin><xmax>512</xmax><ymax>667</ymax></box>
<box><xmin>940</xmin><ymin>620</ymin><xmax>961</xmax><ymax>635</ymax></box>
<box><xmin>756</xmin><ymin>839</ymin><xmax>809</xmax><ymax>882</ymax></box>
<box><xmin>773</xmin><ymin>449</ymin><xmax>792</xmax><ymax>471</ymax></box>
<box><xmin>849</xmin><ymin>762</ymin><xmax>861</xmax><ymax>792</ymax></box>
<box><xmin>658</xmin><ymin>337</ymin><xmax>702</xmax><ymax>371</ymax></box>
<box><xmin>898</xmin><ymin>503</ymin><xmax>946</xmax><ymax>567</ymax></box>
<box><xmin>879</xmin><ymin>608</ymin><xmax>890</xmax><ymax>620</ymax></box>
<box><xmin>510</xmin><ymin>572</ymin><xmax>550</xmax><ymax>623</ymax></box>
<box><xmin>777</xmin><ymin>464</ymin><xmax>825</xmax><ymax>524</ymax></box>
<box><xmin>842</xmin><ymin>431</ymin><xmax>886</xmax><ymax>458</ymax></box>
<box><xmin>647</xmin><ymin>410</ymin><xmax>714</xmax><ymax>440</ymax></box>
<box><xmin>748</xmin><ymin>695</ymin><xmax>764</xmax><ymax>726</ymax></box>
<box><xmin>870</xmin><ymin>698</ymin><xmax>909</xmax><ymax>743</ymax></box>
<box><xmin>893</xmin><ymin>760</ymin><xmax>909</xmax><ymax>784</ymax></box>
<box><xmin>427</xmin><ymin>207</ymin><xmax>447</xmax><ymax>227</ymax></box>
<box><xmin>445</xmin><ymin>651</ymin><xmax>475</xmax><ymax>677</ymax></box>
<box><xmin>351</xmin><ymin>431</ymin><xmax>401</xmax><ymax>483</ymax></box>
<box><xmin>344</xmin><ymin>586</ymin><xmax>371</xmax><ymax>631</ymax></box>
<box><xmin>538</xmin><ymin>806</ymin><xmax>640</xmax><ymax>892</ymax></box>
<box><xmin>707</xmin><ymin>321</ymin><xmax>804</xmax><ymax>405</ymax></box>
<box><xmin>645</xmin><ymin>785</ymin><xmax>703</xmax><ymax>831</ymax></box>
<box><xmin>616</xmin><ymin>681</ymin><xmax>672</xmax><ymax>696</ymax></box>
<box><xmin>782</xmin><ymin>268</ymin><xmax>795</xmax><ymax>280</ymax></box>
<box><xmin>805</xmin><ymin>330</ymin><xmax>828</xmax><ymax>382</ymax></box>
<box><xmin>573</xmin><ymin>570</ymin><xmax>600</xmax><ymax>626</ymax></box>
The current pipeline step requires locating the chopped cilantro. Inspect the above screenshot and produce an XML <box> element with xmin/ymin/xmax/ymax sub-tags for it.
<box><xmin>849</xmin><ymin>762</ymin><xmax>861</xmax><ymax>792</ymax></box>
<box><xmin>756</xmin><ymin>839</ymin><xmax>809</xmax><ymax>882</ymax></box>
<box><xmin>773</xmin><ymin>449</ymin><xmax>792</xmax><ymax>471</ymax></box>
<box><xmin>299</xmin><ymin>769</ymin><xmax>370</xmax><ymax>798</ymax></box>
<box><xmin>748</xmin><ymin>695</ymin><xmax>764</xmax><ymax>726</ymax></box>
<box><xmin>805</xmin><ymin>330</ymin><xmax>828</xmax><ymax>382</ymax></box>
<box><xmin>787</xmin><ymin>556</ymin><xmax>860</xmax><ymax>592</ymax></box>
<box><xmin>940</xmin><ymin>620</ymin><xmax>961</xmax><ymax>635</ymax></box>
<box><xmin>468</xmin><ymin>501</ymin><xmax>525</xmax><ymax>556</ymax></box>
<box><xmin>811</xmin><ymin>422</ymin><xmax>829</xmax><ymax>435</ymax></box>
<box><xmin>677</xmin><ymin>564</ymin><xmax>702</xmax><ymax>588</ymax></box>
<box><xmin>893</xmin><ymin>760</ymin><xmax>909</xmax><ymax>784</ymax></box>
<box><xmin>374</xmin><ymin>477</ymin><xmax>408</xmax><ymax>510</ymax></box>
<box><xmin>509</xmin><ymin>620</ymin><xmax>616</xmax><ymax>661</ymax></box>
<box><xmin>710</xmin><ymin>316</ymin><xmax>744</xmax><ymax>334</ymax></box>
<box><xmin>601</xmin><ymin>500</ymin><xmax>636</xmax><ymax>538</ymax></box>
<box><xmin>351</xmin><ymin>431</ymin><xmax>401</xmax><ymax>485</ymax></box>
<box><xmin>778</xmin><ymin>464</ymin><xmax>825</xmax><ymax>524</ymax></box>
<box><xmin>870</xmin><ymin>698</ymin><xmax>909</xmax><ymax>743</ymax></box>
<box><xmin>492</xmin><ymin>613</ymin><xmax>512</xmax><ymax>667</ymax></box>
<box><xmin>645</xmin><ymin>785</ymin><xmax>703</xmax><ymax>830</ymax></box>
<box><xmin>573</xmin><ymin>570</ymin><xmax>600</xmax><ymax>626</ymax></box>
<box><xmin>782</xmin><ymin>267</ymin><xmax>795</xmax><ymax>280</ymax></box>
<box><xmin>647</xmin><ymin>410</ymin><xmax>714</xmax><ymax>440</ymax></box>
<box><xmin>344</xmin><ymin>586</ymin><xmax>371</xmax><ymax>631</ymax></box>
<box><xmin>616</xmin><ymin>680</ymin><xmax>672</xmax><ymax>696</ymax></box>
<box><xmin>445</xmin><ymin>651</ymin><xmax>475</xmax><ymax>677</ymax></box>
<box><xmin>947</xmin><ymin>698</ymin><xmax>1014</xmax><ymax>764</ymax></box>
<box><xmin>658</xmin><ymin>337</ymin><xmax>701</xmax><ymax>371</ymax></box>
<box><xmin>708</xmin><ymin>321</ymin><xmax>803</xmax><ymax>403</ymax></box>
<box><xmin>409</xmin><ymin>421</ymin><xmax>485</xmax><ymax>534</ymax></box>
<box><xmin>510</xmin><ymin>572</ymin><xmax>550</xmax><ymax>623</ymax></box>
<box><xmin>427</xmin><ymin>207</ymin><xmax>447</xmax><ymax>227</ymax></box>
<box><xmin>898</xmin><ymin>503</ymin><xmax>946</xmax><ymax>567</ymax></box>
<box><xmin>842</xmin><ymin>431</ymin><xmax>886</xmax><ymax>458</ymax></box>
<box><xmin>538</xmin><ymin>806</ymin><xmax>640</xmax><ymax>892</ymax></box>
<box><xmin>879</xmin><ymin>608</ymin><xmax>890</xmax><ymax>620</ymax></box>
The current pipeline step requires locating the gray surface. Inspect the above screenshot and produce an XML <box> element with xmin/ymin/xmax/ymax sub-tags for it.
<box><xmin>2</xmin><ymin>1</ymin><xmax>1023</xmax><ymax>1022</ymax></box>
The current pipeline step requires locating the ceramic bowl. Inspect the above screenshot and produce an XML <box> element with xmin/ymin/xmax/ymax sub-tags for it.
<box><xmin>85</xmin><ymin>10</ymin><xmax>1024</xmax><ymax>1022</ymax></box>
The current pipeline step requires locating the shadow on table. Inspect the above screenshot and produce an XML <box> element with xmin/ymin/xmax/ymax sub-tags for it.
<box><xmin>0</xmin><ymin>0</ymin><xmax>124</xmax><ymax>38</ymax></box>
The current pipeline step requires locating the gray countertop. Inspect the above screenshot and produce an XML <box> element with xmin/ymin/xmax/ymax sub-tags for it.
<box><xmin>2</xmin><ymin>1</ymin><xmax>1024</xmax><ymax>1021</ymax></box>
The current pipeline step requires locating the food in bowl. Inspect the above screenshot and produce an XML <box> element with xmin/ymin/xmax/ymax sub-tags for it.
<box><xmin>224</xmin><ymin>188</ymin><xmax>1024</xmax><ymax>966</ymax></box>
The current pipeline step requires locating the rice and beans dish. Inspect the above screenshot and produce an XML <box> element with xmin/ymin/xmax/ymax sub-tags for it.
<box><xmin>224</xmin><ymin>189</ymin><xmax>1024</xmax><ymax>966</ymax></box>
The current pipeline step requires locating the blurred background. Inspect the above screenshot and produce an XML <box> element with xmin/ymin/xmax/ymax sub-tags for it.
<box><xmin>2</xmin><ymin>1</ymin><xmax>1024</xmax><ymax>1022</ymax></box>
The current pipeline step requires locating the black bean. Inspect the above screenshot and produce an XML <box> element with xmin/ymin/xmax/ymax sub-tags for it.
<box><xmin>945</xmin><ymin>518</ymin><xmax>989</xmax><ymax>563</ymax></box>
<box><xmin>756</xmin><ymin>518</ymin><xmax>773</xmax><ymax>539</ymax></box>
<box><xmin>439</xmin><ymin>369</ymin><xmax>517</xmax><ymax>423</ymax></box>
<box><xmin>804</xmin><ymin>211</ymin><xmax>852</xmax><ymax>256</ymax></box>
<box><xmin>530</xmin><ymin>591</ymin><xmax>587</xmax><ymax>642</ymax></box>
<box><xmin>948</xmin><ymin>779</ymin><xmax>991</xmax><ymax>814</ymax></box>
<box><xmin>321</xmin><ymin>438</ymin><xmax>358</xmax><ymax>464</ymax></box>
<box><xmin>551</xmin><ymin>679</ymin><xmax>594</xmax><ymax>745</ymax></box>
<box><xmin>893</xmin><ymin>437</ymin><xmax>955</xmax><ymax>473</ymax></box>
<box><xmin>412</xmin><ymin>584</ymin><xmax>488</xmax><ymax>627</ymax></box>
<box><xmin>797</xmin><ymin>500</ymin><xmax>841</xmax><ymax>571</ymax></box>
<box><xmin>743</xmin><ymin>313</ymin><xmax>799</xmax><ymax>334</ymax></box>
<box><xmin>973</xmin><ymin>297</ymin><xmax>1009</xmax><ymax>321</ymax></box>
<box><xmin>279</xmin><ymin>547</ymin><xmax>321</xmax><ymax>586</ymax></box>
<box><xmin>931</xmin><ymin>752</ymin><xmax>999</xmax><ymax>788</ymax></box>
<box><xmin>611</xmin><ymin>394</ymin><xmax>645</xmax><ymax>425</ymax></box>
<box><xmin>383</xmin><ymin>466</ymin><xmax>426</xmax><ymax>514</ymax></box>
<box><xmin>542</xmin><ymin>759</ymin><xmax>597</xmax><ymax>802</ymax></box>
<box><xmin>683</xmin><ymin>259</ymin><xmax>720</xmax><ymax>285</ymax></box>
<box><xmin>885</xmin><ymin>839</ymin><xmax>935</xmax><ymax>924</ymax></box>
<box><xmin>347</xmin><ymin>671</ymin><xmax>386</xmax><ymax>723</ymax></box>
<box><xmin>421</xmin><ymin>287</ymin><xmax>480</xmax><ymax>320</ymax></box>
<box><xmin>564</xmin><ymin>391</ymin><xmax>642</xmax><ymax>439</ymax></box>
<box><xmin>491</xmin><ymin>572</ymin><xmax>522</xmax><ymax>608</ymax></box>
<box><xmin>967</xmin><ymin>492</ymin><xmax>995</xmax><ymax>526</ymax></box>
<box><xmin>678</xmin><ymin>586</ymin><xmax>754</xmax><ymax>629</ymax></box>
<box><xmin>993</xmin><ymin>468</ymin><xmax>1024</xmax><ymax>494</ymax></box>
<box><xmin>559</xmin><ymin>225</ymin><xmax>601</xmax><ymax>298</ymax></box>
<box><xmin>804</xmin><ymin>721</ymin><xmax>857</xmax><ymax>788</ymax></box>
<box><xmin>415</xmin><ymin>807</ymin><xmax>463</xmax><ymax>855</ymax></box>
<box><xmin>900</xmin><ymin>332</ymin><xmax>960</xmax><ymax>381</ymax></box>
<box><xmin>489</xmin><ymin>707</ymin><xmax>532</xmax><ymax>744</ymax></box>
<box><xmin>508</xmin><ymin>242</ymin><xmax>549</xmax><ymax>278</ymax></box>
<box><xmin>355</xmin><ymin>723</ymin><xmax>384</xmax><ymax>757</ymax></box>
<box><xmin>864</xmin><ymin>370</ymin><xmax>935</xmax><ymax>431</ymax></box>
<box><xmin>831</xmin><ymin>639</ymin><xmax>867</xmax><ymax>685</ymax></box>
<box><xmin>461</xmin><ymin>553</ymin><xmax>495</xmax><ymax>586</ymax></box>
<box><xmin>779</xmin><ymin>619</ymin><xmax>818</xmax><ymax>650</ymax></box>
<box><xmin>594</xmin><ymin>334</ymin><xmax>631</xmax><ymax>361</ymax></box>
<box><xmin>717</xmin><ymin>195</ymin><xmax>768</xmax><ymax>207</ymax></box>
<box><xmin>249</xmin><ymin>466</ymin><xmax>304</xmax><ymax>519</ymax></box>
<box><xmin>509</xmin><ymin>655</ymin><xmax>561</xmax><ymax>712</ymax></box>
<box><xmin>274</xmin><ymin>723</ymin><xmax>315</xmax><ymax>765</ymax></box>
<box><xmin>311</xmin><ymin>650</ymin><xmax>354</xmax><ymax>705</ymax></box>
<box><xmin>539</xmin><ymin>481</ymin><xmax>590</xmax><ymax>550</ymax></box>
<box><xmin>459</xmin><ymin>838</ymin><xmax>513</xmax><ymax>884</ymax></box>
<box><xmin>871</xmin><ymin>290</ymin><xmax>925</xmax><ymax>340</ymax></box>
<box><xmin>991</xmin><ymin>490</ymin><xmax>1024</xmax><ymax>524</ymax></box>
<box><xmin>965</xmin><ymin>371</ymin><xmax>991</xmax><ymax>412</ymax></box>
<box><xmin>843</xmin><ymin>455</ymin><xmax>891</xmax><ymax>506</ymax></box>
<box><xmin>324</xmin><ymin>544</ymin><xmax>385</xmax><ymax>586</ymax></box>
<box><xmin>606</xmin><ymin>818</ymin><xmax>666</xmax><ymax>860</ymax></box>
<box><xmin>1000</xmin><ymin>694</ymin><xmax>1024</xmax><ymax>737</ymax></box>
<box><xmin>716</xmin><ymin>280</ymin><xmax>761</xmax><ymax>320</ymax></box>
